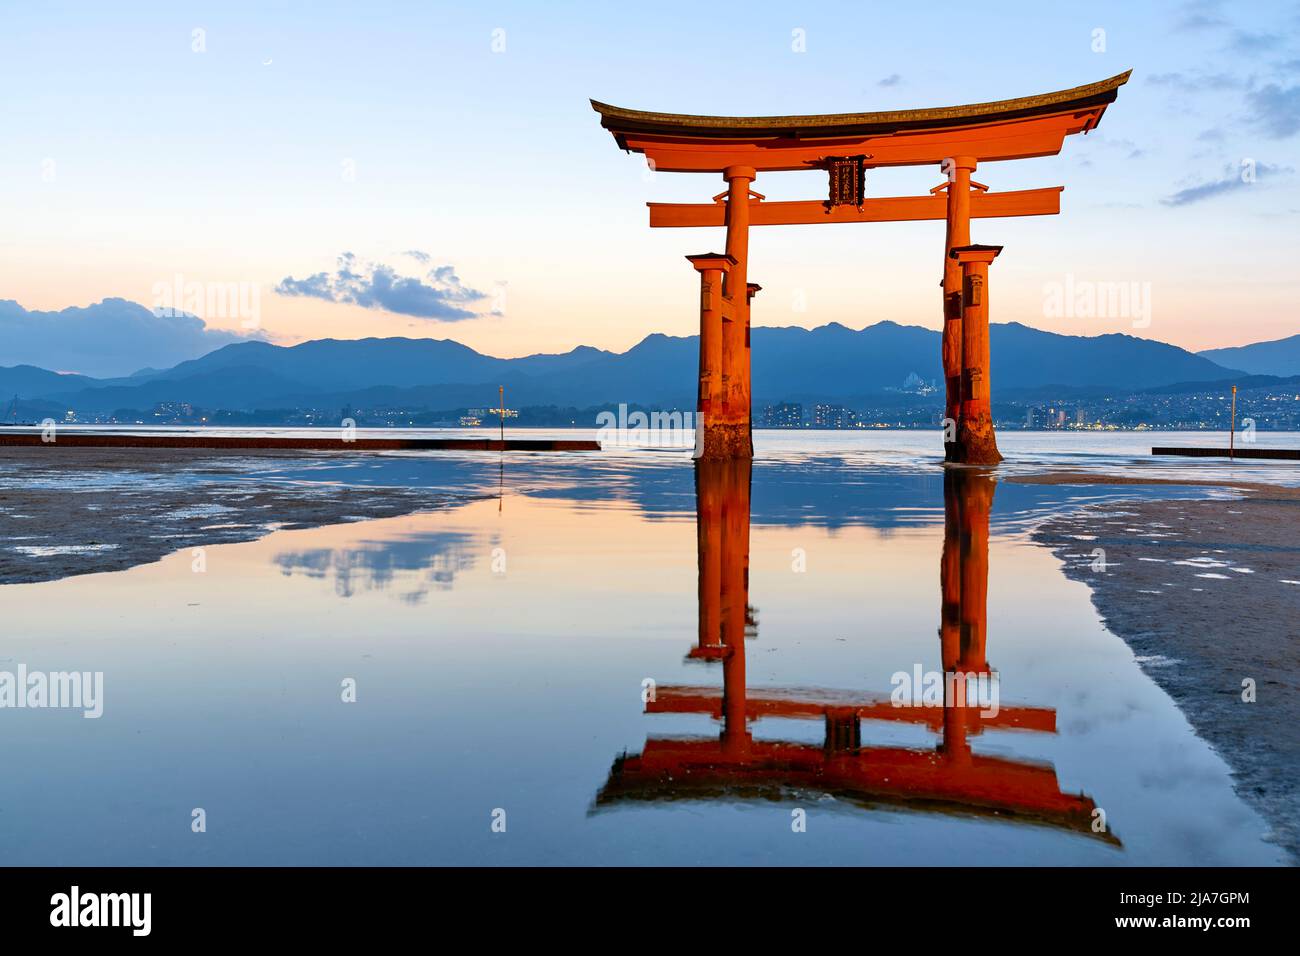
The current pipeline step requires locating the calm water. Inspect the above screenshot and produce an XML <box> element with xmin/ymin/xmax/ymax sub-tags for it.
<box><xmin>3</xmin><ymin>432</ymin><xmax>1295</xmax><ymax>865</ymax></box>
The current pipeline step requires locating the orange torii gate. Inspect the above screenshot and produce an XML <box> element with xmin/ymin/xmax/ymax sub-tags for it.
<box><xmin>593</xmin><ymin>461</ymin><xmax>1118</xmax><ymax>841</ymax></box>
<box><xmin>592</xmin><ymin>71</ymin><xmax>1130</xmax><ymax>463</ymax></box>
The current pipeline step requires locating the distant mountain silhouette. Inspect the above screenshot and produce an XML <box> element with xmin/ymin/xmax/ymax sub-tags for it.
<box><xmin>1137</xmin><ymin>373</ymin><xmax>1300</xmax><ymax>395</ymax></box>
<box><xmin>0</xmin><ymin>365</ymin><xmax>99</xmax><ymax>399</ymax></box>
<box><xmin>44</xmin><ymin>366</ymin><xmax>319</xmax><ymax>411</ymax></box>
<box><xmin>3</xmin><ymin>318</ymin><xmax>1250</xmax><ymax>413</ymax></box>
<box><xmin>1199</xmin><ymin>334</ymin><xmax>1300</xmax><ymax>377</ymax></box>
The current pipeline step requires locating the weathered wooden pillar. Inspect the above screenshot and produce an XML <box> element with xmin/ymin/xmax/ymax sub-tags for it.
<box><xmin>715</xmin><ymin>458</ymin><xmax>752</xmax><ymax>755</ymax></box>
<box><xmin>950</xmin><ymin>244</ymin><xmax>1003</xmax><ymax>465</ymax></box>
<box><xmin>939</xmin><ymin>468</ymin><xmax>995</xmax><ymax>759</ymax></box>
<box><xmin>687</xmin><ymin>253</ymin><xmax>734</xmax><ymax>461</ymax></box>
<box><xmin>692</xmin><ymin>454</ymin><xmax>725</xmax><ymax>661</ymax></box>
<box><xmin>720</xmin><ymin>164</ymin><xmax>756</xmax><ymax>459</ymax></box>
<box><xmin>955</xmin><ymin>469</ymin><xmax>994</xmax><ymax>674</ymax></box>
<box><xmin>941</xmin><ymin>156</ymin><xmax>977</xmax><ymax>463</ymax></box>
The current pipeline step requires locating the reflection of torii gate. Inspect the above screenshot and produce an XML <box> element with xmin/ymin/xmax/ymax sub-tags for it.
<box><xmin>595</xmin><ymin>462</ymin><xmax>1119</xmax><ymax>841</ymax></box>
<box><xmin>593</xmin><ymin>72</ymin><xmax>1130</xmax><ymax>464</ymax></box>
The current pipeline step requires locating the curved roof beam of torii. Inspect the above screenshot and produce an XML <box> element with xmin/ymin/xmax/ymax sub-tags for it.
<box><xmin>592</xmin><ymin>70</ymin><xmax>1132</xmax><ymax>172</ymax></box>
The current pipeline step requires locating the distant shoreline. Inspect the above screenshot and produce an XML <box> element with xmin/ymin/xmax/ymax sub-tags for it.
<box><xmin>6</xmin><ymin>422</ymin><xmax>1299</xmax><ymax>434</ymax></box>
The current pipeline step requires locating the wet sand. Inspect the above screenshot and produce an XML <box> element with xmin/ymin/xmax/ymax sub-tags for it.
<box><xmin>1018</xmin><ymin>473</ymin><xmax>1300</xmax><ymax>861</ymax></box>
<box><xmin>0</xmin><ymin>447</ymin><xmax>480</xmax><ymax>584</ymax></box>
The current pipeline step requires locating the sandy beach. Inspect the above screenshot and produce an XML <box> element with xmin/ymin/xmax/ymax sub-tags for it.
<box><xmin>1020</xmin><ymin>473</ymin><xmax>1300</xmax><ymax>861</ymax></box>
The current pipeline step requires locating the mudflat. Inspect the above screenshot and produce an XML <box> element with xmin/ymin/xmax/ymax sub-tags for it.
<box><xmin>1019</xmin><ymin>473</ymin><xmax>1300</xmax><ymax>862</ymax></box>
<box><xmin>0</xmin><ymin>447</ymin><xmax>479</xmax><ymax>585</ymax></box>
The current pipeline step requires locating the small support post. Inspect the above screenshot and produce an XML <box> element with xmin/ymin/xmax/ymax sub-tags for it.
<box><xmin>687</xmin><ymin>253</ymin><xmax>736</xmax><ymax>461</ymax></box>
<box><xmin>939</xmin><ymin>469</ymin><xmax>963</xmax><ymax>673</ymax></box>
<box><xmin>824</xmin><ymin>708</ymin><xmax>862</xmax><ymax>753</ymax></box>
<box><xmin>1230</xmin><ymin>385</ymin><xmax>1237</xmax><ymax>459</ymax></box>
<box><xmin>949</xmin><ymin>244</ymin><xmax>1004</xmax><ymax>465</ymax></box>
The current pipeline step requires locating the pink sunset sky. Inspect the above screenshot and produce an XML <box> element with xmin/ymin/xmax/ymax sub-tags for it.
<box><xmin>2</xmin><ymin>0</ymin><xmax>1296</xmax><ymax>369</ymax></box>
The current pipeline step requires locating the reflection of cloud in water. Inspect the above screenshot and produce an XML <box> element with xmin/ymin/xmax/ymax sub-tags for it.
<box><xmin>273</xmin><ymin>529</ymin><xmax>489</xmax><ymax>602</ymax></box>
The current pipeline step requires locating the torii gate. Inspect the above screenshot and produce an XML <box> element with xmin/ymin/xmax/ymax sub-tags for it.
<box><xmin>592</xmin><ymin>71</ymin><xmax>1130</xmax><ymax>463</ymax></box>
<box><xmin>593</xmin><ymin>461</ymin><xmax>1119</xmax><ymax>842</ymax></box>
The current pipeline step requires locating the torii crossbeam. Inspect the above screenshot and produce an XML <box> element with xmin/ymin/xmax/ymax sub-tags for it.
<box><xmin>592</xmin><ymin>71</ymin><xmax>1130</xmax><ymax>463</ymax></box>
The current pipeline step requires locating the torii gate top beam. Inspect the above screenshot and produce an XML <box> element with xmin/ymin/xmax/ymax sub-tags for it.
<box><xmin>591</xmin><ymin>71</ymin><xmax>1130</xmax><ymax>172</ymax></box>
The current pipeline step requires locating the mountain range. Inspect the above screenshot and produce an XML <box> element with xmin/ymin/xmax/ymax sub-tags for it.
<box><xmin>2</xmin><ymin>309</ymin><xmax>1296</xmax><ymax>416</ymax></box>
<box><xmin>1199</xmin><ymin>334</ymin><xmax>1300</xmax><ymax>377</ymax></box>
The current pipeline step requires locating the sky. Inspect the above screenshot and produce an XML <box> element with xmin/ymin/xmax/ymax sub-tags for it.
<box><xmin>2</xmin><ymin>0</ymin><xmax>1298</xmax><ymax>375</ymax></box>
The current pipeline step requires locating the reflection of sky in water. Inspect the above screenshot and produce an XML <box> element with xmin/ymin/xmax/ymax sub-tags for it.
<box><xmin>0</xmin><ymin>443</ymin><xmax>1289</xmax><ymax>865</ymax></box>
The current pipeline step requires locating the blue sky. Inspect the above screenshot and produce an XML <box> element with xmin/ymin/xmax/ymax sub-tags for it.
<box><xmin>1</xmin><ymin>0</ymin><xmax>1297</xmax><ymax>370</ymax></box>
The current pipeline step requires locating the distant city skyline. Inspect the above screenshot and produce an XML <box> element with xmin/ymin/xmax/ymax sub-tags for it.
<box><xmin>2</xmin><ymin>0</ymin><xmax>1297</xmax><ymax>365</ymax></box>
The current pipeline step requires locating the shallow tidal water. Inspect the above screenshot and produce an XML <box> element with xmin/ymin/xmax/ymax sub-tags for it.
<box><xmin>2</xmin><ymin>432</ymin><xmax>1295</xmax><ymax>865</ymax></box>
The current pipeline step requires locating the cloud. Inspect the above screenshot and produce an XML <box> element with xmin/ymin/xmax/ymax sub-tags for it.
<box><xmin>1228</xmin><ymin>30</ymin><xmax>1281</xmax><ymax>54</ymax></box>
<box><xmin>0</xmin><ymin>298</ymin><xmax>260</xmax><ymax>378</ymax></box>
<box><xmin>275</xmin><ymin>253</ymin><xmax>489</xmax><ymax>321</ymax></box>
<box><xmin>1245</xmin><ymin>83</ymin><xmax>1300</xmax><ymax>138</ymax></box>
<box><xmin>1171</xmin><ymin>0</ymin><xmax>1229</xmax><ymax>32</ymax></box>
<box><xmin>1150</xmin><ymin>66</ymin><xmax>1299</xmax><ymax>141</ymax></box>
<box><xmin>877</xmin><ymin>74</ymin><xmax>902</xmax><ymax>87</ymax></box>
<box><xmin>1161</xmin><ymin>162</ymin><xmax>1293</xmax><ymax>206</ymax></box>
<box><xmin>1148</xmin><ymin>71</ymin><xmax>1244</xmax><ymax>92</ymax></box>
<box><xmin>1091</xmin><ymin>135</ymin><xmax>1146</xmax><ymax>160</ymax></box>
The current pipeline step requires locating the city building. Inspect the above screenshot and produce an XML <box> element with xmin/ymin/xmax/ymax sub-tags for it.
<box><xmin>762</xmin><ymin>402</ymin><xmax>803</xmax><ymax>427</ymax></box>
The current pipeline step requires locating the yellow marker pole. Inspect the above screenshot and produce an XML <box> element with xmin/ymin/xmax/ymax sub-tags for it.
<box><xmin>499</xmin><ymin>385</ymin><xmax>505</xmax><ymax>444</ymax></box>
<box><xmin>1229</xmin><ymin>385</ymin><xmax>1236</xmax><ymax>459</ymax></box>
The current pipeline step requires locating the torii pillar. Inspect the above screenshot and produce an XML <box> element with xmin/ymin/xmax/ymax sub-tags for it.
<box><xmin>941</xmin><ymin>156</ymin><xmax>979</xmax><ymax>462</ymax></box>
<box><xmin>687</xmin><ymin>254</ymin><xmax>734</xmax><ymax>461</ymax></box>
<box><xmin>688</xmin><ymin>166</ymin><xmax>757</xmax><ymax>460</ymax></box>
<box><xmin>718</xmin><ymin>165</ymin><xmax>756</xmax><ymax>459</ymax></box>
<box><xmin>950</xmin><ymin>244</ymin><xmax>1004</xmax><ymax>465</ymax></box>
<box><xmin>940</xmin><ymin>467</ymin><xmax>995</xmax><ymax>752</ymax></box>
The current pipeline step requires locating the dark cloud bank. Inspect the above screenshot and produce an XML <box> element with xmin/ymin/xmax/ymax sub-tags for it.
<box><xmin>0</xmin><ymin>298</ymin><xmax>257</xmax><ymax>379</ymax></box>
